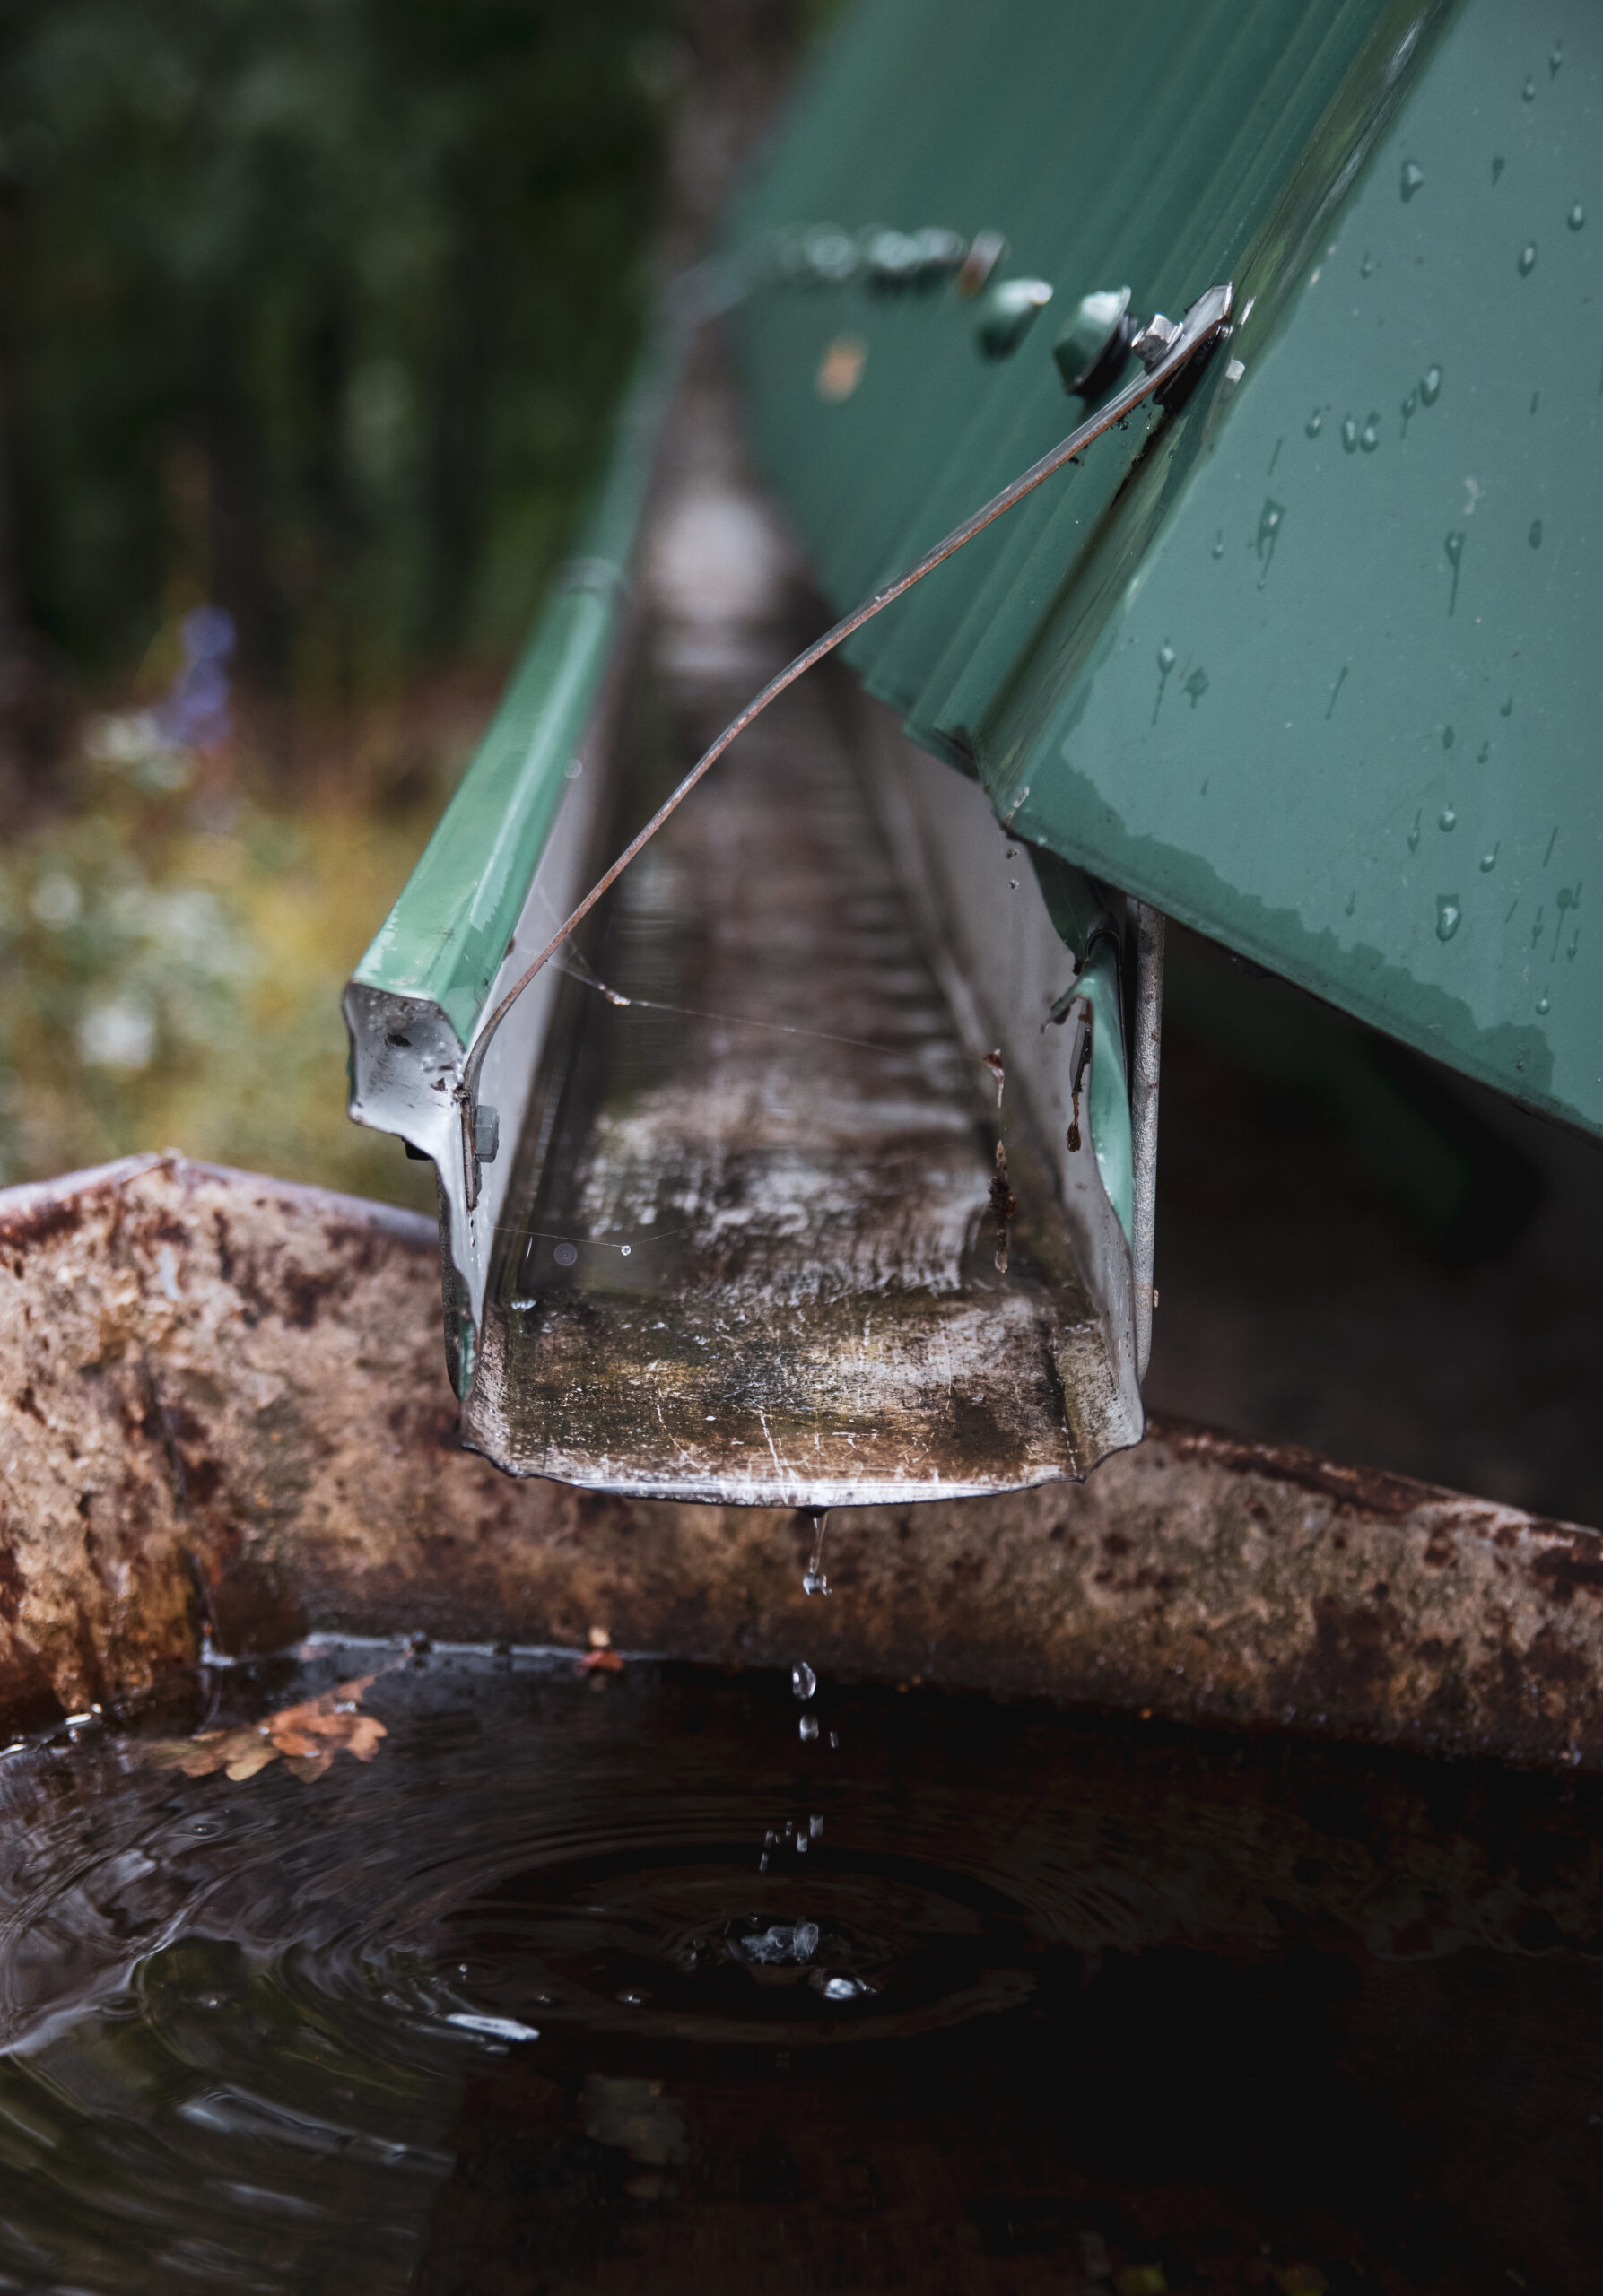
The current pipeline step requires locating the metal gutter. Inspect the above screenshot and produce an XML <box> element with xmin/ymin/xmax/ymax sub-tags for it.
<box><xmin>343</xmin><ymin>324</ymin><xmax>685</xmax><ymax>1391</ymax></box>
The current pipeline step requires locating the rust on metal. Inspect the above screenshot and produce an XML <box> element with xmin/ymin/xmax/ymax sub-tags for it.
<box><xmin>3</xmin><ymin>1156</ymin><xmax>1602</xmax><ymax>1772</ymax></box>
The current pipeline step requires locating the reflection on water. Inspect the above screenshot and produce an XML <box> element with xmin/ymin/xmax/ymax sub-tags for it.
<box><xmin>0</xmin><ymin>1645</ymin><xmax>1599</xmax><ymax>2292</ymax></box>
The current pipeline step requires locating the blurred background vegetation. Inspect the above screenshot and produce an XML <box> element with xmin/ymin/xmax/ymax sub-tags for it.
<box><xmin>0</xmin><ymin>0</ymin><xmax>797</xmax><ymax>1206</ymax></box>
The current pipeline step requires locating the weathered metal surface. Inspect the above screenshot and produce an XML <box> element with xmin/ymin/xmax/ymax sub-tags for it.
<box><xmin>5</xmin><ymin>1156</ymin><xmax>1603</xmax><ymax>1771</ymax></box>
<box><xmin>349</xmin><ymin>339</ymin><xmax>1145</xmax><ymax>1477</ymax></box>
<box><xmin>730</xmin><ymin>0</ymin><xmax>1603</xmax><ymax>1139</ymax></box>
<box><xmin>465</xmin><ymin>630</ymin><xmax>1121</xmax><ymax>1503</ymax></box>
<box><xmin>459</xmin><ymin>359</ymin><xmax>1140</xmax><ymax>1503</ymax></box>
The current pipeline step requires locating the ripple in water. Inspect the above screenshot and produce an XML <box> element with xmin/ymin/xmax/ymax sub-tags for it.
<box><xmin>0</xmin><ymin>1645</ymin><xmax>1599</xmax><ymax>2292</ymax></box>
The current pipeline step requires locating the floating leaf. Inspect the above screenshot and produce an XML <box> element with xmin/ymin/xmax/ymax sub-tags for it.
<box><xmin>138</xmin><ymin>1668</ymin><xmax>391</xmax><ymax>1784</ymax></box>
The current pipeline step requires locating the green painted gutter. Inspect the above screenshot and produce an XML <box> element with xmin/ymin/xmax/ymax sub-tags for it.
<box><xmin>349</xmin><ymin>335</ymin><xmax>679</xmax><ymax>1048</ymax></box>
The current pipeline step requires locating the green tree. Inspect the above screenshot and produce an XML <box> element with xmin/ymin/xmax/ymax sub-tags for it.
<box><xmin>0</xmin><ymin>0</ymin><xmax>670</xmax><ymax>773</ymax></box>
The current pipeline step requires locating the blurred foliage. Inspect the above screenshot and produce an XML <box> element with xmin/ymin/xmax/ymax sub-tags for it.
<box><xmin>0</xmin><ymin>687</ymin><xmax>507</xmax><ymax>1204</ymax></box>
<box><xmin>0</xmin><ymin>0</ymin><xmax>693</xmax><ymax>1202</ymax></box>
<box><xmin>0</xmin><ymin>0</ymin><xmax>675</xmax><ymax>741</ymax></box>
<box><xmin>0</xmin><ymin>0</ymin><xmax>813</xmax><ymax>1204</ymax></box>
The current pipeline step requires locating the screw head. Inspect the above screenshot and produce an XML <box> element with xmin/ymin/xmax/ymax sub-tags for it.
<box><xmin>975</xmin><ymin>275</ymin><xmax>1053</xmax><ymax>358</ymax></box>
<box><xmin>1052</xmin><ymin>286</ymin><xmax>1133</xmax><ymax>396</ymax></box>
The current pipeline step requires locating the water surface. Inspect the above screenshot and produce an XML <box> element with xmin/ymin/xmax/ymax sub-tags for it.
<box><xmin>0</xmin><ymin>1645</ymin><xmax>1598</xmax><ymax>2292</ymax></box>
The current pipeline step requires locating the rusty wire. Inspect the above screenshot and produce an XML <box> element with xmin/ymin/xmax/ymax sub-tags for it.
<box><xmin>457</xmin><ymin>281</ymin><xmax>1234</xmax><ymax>1194</ymax></box>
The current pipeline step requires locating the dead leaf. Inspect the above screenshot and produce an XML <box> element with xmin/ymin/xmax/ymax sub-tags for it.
<box><xmin>283</xmin><ymin>1752</ymin><xmax>335</xmax><ymax>1783</ymax></box>
<box><xmin>344</xmin><ymin>1714</ymin><xmax>387</xmax><ymax>1761</ymax></box>
<box><xmin>138</xmin><ymin>1661</ymin><xmax>395</xmax><ymax>1786</ymax></box>
<box><xmin>579</xmin><ymin>1648</ymin><xmax>624</xmax><ymax>1675</ymax></box>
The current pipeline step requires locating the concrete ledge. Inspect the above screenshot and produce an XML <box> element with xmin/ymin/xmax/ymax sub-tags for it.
<box><xmin>3</xmin><ymin>1155</ymin><xmax>1600</xmax><ymax>1767</ymax></box>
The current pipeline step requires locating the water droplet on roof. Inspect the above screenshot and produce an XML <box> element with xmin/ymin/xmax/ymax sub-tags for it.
<box><xmin>1568</xmin><ymin>204</ymin><xmax>1585</xmax><ymax>231</ymax></box>
<box><xmin>1519</xmin><ymin>241</ymin><xmax>1538</xmax><ymax>276</ymax></box>
<box><xmin>1400</xmin><ymin>161</ymin><xmax>1425</xmax><ymax>202</ymax></box>
<box><xmin>1436</xmin><ymin>896</ymin><xmax>1461</xmax><ymax>942</ymax></box>
<box><xmin>1420</xmin><ymin>365</ymin><xmax>1442</xmax><ymax>405</ymax></box>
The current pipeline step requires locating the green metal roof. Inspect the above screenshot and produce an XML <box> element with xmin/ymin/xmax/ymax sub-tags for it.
<box><xmin>728</xmin><ymin>0</ymin><xmax>1603</xmax><ymax>1139</ymax></box>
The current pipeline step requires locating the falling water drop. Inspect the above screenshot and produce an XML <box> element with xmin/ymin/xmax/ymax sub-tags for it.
<box><xmin>1407</xmin><ymin>812</ymin><xmax>1423</xmax><ymax>855</ymax></box>
<box><xmin>1361</xmin><ymin>249</ymin><xmax>1376</xmax><ymax>278</ymax></box>
<box><xmin>1157</xmin><ymin>644</ymin><xmax>1177</xmax><ymax>674</ymax></box>
<box><xmin>1305</xmin><ymin>408</ymin><xmax>1322</xmax><ymax>438</ymax></box>
<box><xmin>1480</xmin><ymin>845</ymin><xmax>1499</xmax><ymax>874</ymax></box>
<box><xmin>1522</xmin><ymin>74</ymin><xmax>1537</xmax><ymax>101</ymax></box>
<box><xmin>1400</xmin><ymin>161</ymin><xmax>1425</xmax><ymax>203</ymax></box>
<box><xmin>1568</xmin><ymin>204</ymin><xmax>1585</xmax><ymax>232</ymax></box>
<box><xmin>1341</xmin><ymin>414</ymin><xmax>1359</xmax><ymax>453</ymax></box>
<box><xmin>1360</xmin><ymin>412</ymin><xmax>1381</xmax><ymax>452</ymax></box>
<box><xmin>1420</xmin><ymin>364</ymin><xmax>1442</xmax><ymax>405</ymax></box>
<box><xmin>800</xmin><ymin>1509</ymin><xmax>832</xmax><ymax>1597</ymax></box>
<box><xmin>1439</xmin><ymin>804</ymin><xmax>1457</xmax><ymax>831</ymax></box>
<box><xmin>1400</xmin><ymin>390</ymin><xmax>1417</xmax><ymax>435</ymax></box>
<box><xmin>1436</xmin><ymin>895</ymin><xmax>1461</xmax><ymax>942</ymax></box>
<box><xmin>1550</xmin><ymin>44</ymin><xmax>1563</xmax><ymax>77</ymax></box>
<box><xmin>1537</xmin><ymin>989</ymin><xmax>1551</xmax><ymax>1015</ymax></box>
<box><xmin>791</xmin><ymin>1662</ymin><xmax>817</xmax><ymax>1701</ymax></box>
<box><xmin>798</xmin><ymin>1715</ymin><xmax>820</xmax><ymax>1743</ymax></box>
<box><xmin>1529</xmin><ymin>518</ymin><xmax>1543</xmax><ymax>548</ymax></box>
<box><xmin>1519</xmin><ymin>241</ymin><xmax>1538</xmax><ymax>276</ymax></box>
<box><xmin>1211</xmin><ymin>528</ymin><xmax>1225</xmax><ymax>560</ymax></box>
